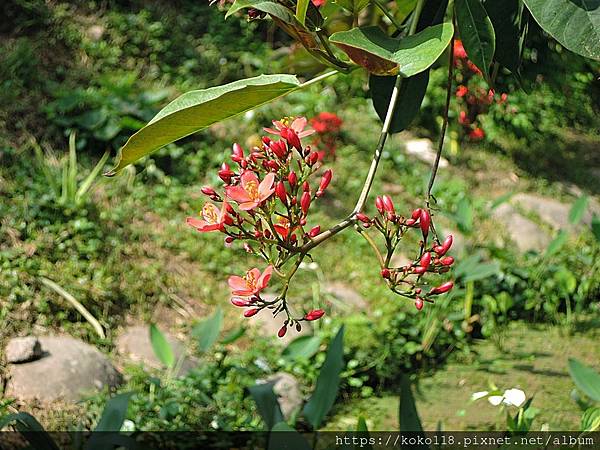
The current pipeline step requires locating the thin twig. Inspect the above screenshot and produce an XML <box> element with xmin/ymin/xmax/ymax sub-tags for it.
<box><xmin>426</xmin><ymin>14</ymin><xmax>455</xmax><ymax>206</ymax></box>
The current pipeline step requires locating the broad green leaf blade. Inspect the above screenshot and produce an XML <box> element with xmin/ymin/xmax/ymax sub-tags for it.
<box><xmin>355</xmin><ymin>416</ymin><xmax>373</xmax><ymax>450</ymax></box>
<box><xmin>249</xmin><ymin>382</ymin><xmax>284</xmax><ymax>430</ymax></box>
<box><xmin>268</xmin><ymin>422</ymin><xmax>312</xmax><ymax>450</ymax></box>
<box><xmin>455</xmin><ymin>0</ymin><xmax>495</xmax><ymax>80</ymax></box>
<box><xmin>582</xmin><ymin>407</ymin><xmax>600</xmax><ymax>432</ymax></box>
<box><xmin>460</xmin><ymin>262</ymin><xmax>500</xmax><ymax>283</ymax></box>
<box><xmin>221</xmin><ymin>326</ymin><xmax>246</xmax><ymax>345</ymax></box>
<box><xmin>568</xmin><ymin>358</ymin><xmax>600</xmax><ymax>402</ymax></box>
<box><xmin>569</xmin><ymin>195</ymin><xmax>589</xmax><ymax>225</ymax></box>
<box><xmin>545</xmin><ymin>230</ymin><xmax>568</xmax><ymax>257</ymax></box>
<box><xmin>192</xmin><ymin>307</ymin><xmax>224</xmax><ymax>353</ymax></box>
<box><xmin>369</xmin><ymin>71</ymin><xmax>430</xmax><ymax>134</ymax></box>
<box><xmin>296</xmin><ymin>0</ymin><xmax>309</xmax><ymax>26</ymax></box>
<box><xmin>303</xmin><ymin>325</ymin><xmax>345</xmax><ymax>430</ymax></box>
<box><xmin>522</xmin><ymin>0</ymin><xmax>600</xmax><ymax>61</ymax></box>
<box><xmin>329</xmin><ymin>23</ymin><xmax>454</xmax><ymax>76</ymax></box>
<box><xmin>149</xmin><ymin>324</ymin><xmax>175</xmax><ymax>368</ymax></box>
<box><xmin>399</xmin><ymin>376</ymin><xmax>430</xmax><ymax>450</ymax></box>
<box><xmin>592</xmin><ymin>214</ymin><xmax>600</xmax><ymax>242</ymax></box>
<box><xmin>282</xmin><ymin>335</ymin><xmax>322</xmax><ymax>361</ymax></box>
<box><xmin>107</xmin><ymin>74</ymin><xmax>300</xmax><ymax>174</ymax></box>
<box><xmin>0</xmin><ymin>413</ymin><xmax>59</xmax><ymax>450</ymax></box>
<box><xmin>93</xmin><ymin>392</ymin><xmax>132</xmax><ymax>432</ymax></box>
<box><xmin>483</xmin><ymin>0</ymin><xmax>525</xmax><ymax>72</ymax></box>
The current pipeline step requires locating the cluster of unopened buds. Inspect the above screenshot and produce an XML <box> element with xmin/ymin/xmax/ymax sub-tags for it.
<box><xmin>187</xmin><ymin>117</ymin><xmax>332</xmax><ymax>337</ymax></box>
<box><xmin>355</xmin><ymin>195</ymin><xmax>455</xmax><ymax>311</ymax></box>
<box><xmin>453</xmin><ymin>40</ymin><xmax>508</xmax><ymax>141</ymax></box>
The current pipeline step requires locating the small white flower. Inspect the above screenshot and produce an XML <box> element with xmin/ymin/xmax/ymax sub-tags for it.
<box><xmin>488</xmin><ymin>395</ymin><xmax>503</xmax><ymax>406</ymax></box>
<box><xmin>471</xmin><ymin>391</ymin><xmax>489</xmax><ymax>401</ymax></box>
<box><xmin>502</xmin><ymin>388</ymin><xmax>526</xmax><ymax>407</ymax></box>
<box><xmin>120</xmin><ymin>420</ymin><xmax>135</xmax><ymax>432</ymax></box>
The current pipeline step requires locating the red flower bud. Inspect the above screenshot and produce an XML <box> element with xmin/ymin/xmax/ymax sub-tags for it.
<box><xmin>356</xmin><ymin>213</ymin><xmax>370</xmax><ymax>223</ymax></box>
<box><xmin>381</xmin><ymin>268</ymin><xmax>391</xmax><ymax>279</ymax></box>
<box><xmin>232</xmin><ymin>143</ymin><xmax>244</xmax><ymax>159</ymax></box>
<box><xmin>223</xmin><ymin>214</ymin><xmax>234</xmax><ymax>226</ymax></box>
<box><xmin>306</xmin><ymin>152</ymin><xmax>318</xmax><ymax>166</ymax></box>
<box><xmin>201</xmin><ymin>186</ymin><xmax>217</xmax><ymax>197</ymax></box>
<box><xmin>276</xmin><ymin>181</ymin><xmax>288</xmax><ymax>205</ymax></box>
<box><xmin>441</xmin><ymin>256</ymin><xmax>454</xmax><ymax>266</ymax></box>
<box><xmin>411</xmin><ymin>208</ymin><xmax>421</xmax><ymax>220</ymax></box>
<box><xmin>435</xmin><ymin>235</ymin><xmax>453</xmax><ymax>256</ymax></box>
<box><xmin>302</xmin><ymin>181</ymin><xmax>310</xmax><ymax>192</ymax></box>
<box><xmin>429</xmin><ymin>281</ymin><xmax>454</xmax><ymax>295</ymax></box>
<box><xmin>382</xmin><ymin>195</ymin><xmax>395</xmax><ymax>214</ymax></box>
<box><xmin>316</xmin><ymin>169</ymin><xmax>332</xmax><ymax>197</ymax></box>
<box><xmin>375</xmin><ymin>196</ymin><xmax>384</xmax><ymax>213</ymax></box>
<box><xmin>282</xmin><ymin>128</ymin><xmax>301</xmax><ymax>150</ymax></box>
<box><xmin>420</xmin><ymin>252</ymin><xmax>431</xmax><ymax>269</ymax></box>
<box><xmin>308</xmin><ymin>225</ymin><xmax>320</xmax><ymax>237</ymax></box>
<box><xmin>270</xmin><ymin>140</ymin><xmax>288</xmax><ymax>159</ymax></box>
<box><xmin>218</xmin><ymin>163</ymin><xmax>235</xmax><ymax>183</ymax></box>
<box><xmin>266</xmin><ymin>160</ymin><xmax>279</xmax><ymax>171</ymax></box>
<box><xmin>413</xmin><ymin>266</ymin><xmax>427</xmax><ymax>275</ymax></box>
<box><xmin>419</xmin><ymin>209</ymin><xmax>431</xmax><ymax>237</ymax></box>
<box><xmin>406</xmin><ymin>218</ymin><xmax>416</xmax><ymax>226</ymax></box>
<box><xmin>288</xmin><ymin>171</ymin><xmax>297</xmax><ymax>187</ymax></box>
<box><xmin>224</xmin><ymin>236</ymin><xmax>235</xmax><ymax>244</ymax></box>
<box><xmin>305</xmin><ymin>309</ymin><xmax>325</xmax><ymax>321</ymax></box>
<box><xmin>299</xmin><ymin>218</ymin><xmax>307</xmax><ymax>226</ymax></box>
<box><xmin>244</xmin><ymin>308</ymin><xmax>259</xmax><ymax>317</ymax></box>
<box><xmin>415</xmin><ymin>298</ymin><xmax>424</xmax><ymax>311</ymax></box>
<box><xmin>231</xmin><ymin>297</ymin><xmax>249</xmax><ymax>307</ymax></box>
<box><xmin>301</xmin><ymin>191</ymin><xmax>311</xmax><ymax>215</ymax></box>
<box><xmin>277</xmin><ymin>324</ymin><xmax>287</xmax><ymax>338</ymax></box>
<box><xmin>262</xmin><ymin>136</ymin><xmax>271</xmax><ymax>146</ymax></box>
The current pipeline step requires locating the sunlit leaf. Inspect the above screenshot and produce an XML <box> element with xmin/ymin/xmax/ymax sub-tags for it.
<box><xmin>150</xmin><ymin>324</ymin><xmax>175</xmax><ymax>368</ymax></box>
<box><xmin>192</xmin><ymin>308</ymin><xmax>224</xmax><ymax>353</ymax></box>
<box><xmin>249</xmin><ymin>382</ymin><xmax>284</xmax><ymax>430</ymax></box>
<box><xmin>330</xmin><ymin>23</ymin><xmax>454</xmax><ymax>76</ymax></box>
<box><xmin>282</xmin><ymin>335</ymin><xmax>322</xmax><ymax>361</ymax></box>
<box><xmin>455</xmin><ymin>0</ymin><xmax>495</xmax><ymax>80</ymax></box>
<box><xmin>545</xmin><ymin>230</ymin><xmax>568</xmax><ymax>257</ymax></box>
<box><xmin>107</xmin><ymin>74</ymin><xmax>300</xmax><ymax>174</ymax></box>
<box><xmin>569</xmin><ymin>195</ymin><xmax>589</xmax><ymax>225</ymax></box>
<box><xmin>522</xmin><ymin>0</ymin><xmax>600</xmax><ymax>61</ymax></box>
<box><xmin>582</xmin><ymin>407</ymin><xmax>600</xmax><ymax>432</ymax></box>
<box><xmin>568</xmin><ymin>358</ymin><xmax>600</xmax><ymax>402</ymax></box>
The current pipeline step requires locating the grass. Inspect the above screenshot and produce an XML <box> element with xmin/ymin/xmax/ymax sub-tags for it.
<box><xmin>326</xmin><ymin>320</ymin><xmax>600</xmax><ymax>431</ymax></box>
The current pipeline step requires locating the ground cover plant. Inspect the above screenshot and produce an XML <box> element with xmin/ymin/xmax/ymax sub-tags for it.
<box><xmin>1</xmin><ymin>0</ymin><xmax>599</xmax><ymax>447</ymax></box>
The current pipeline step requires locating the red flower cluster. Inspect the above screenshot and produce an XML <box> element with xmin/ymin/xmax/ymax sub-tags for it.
<box><xmin>309</xmin><ymin>112</ymin><xmax>343</xmax><ymax>160</ymax></box>
<box><xmin>187</xmin><ymin>117</ymin><xmax>333</xmax><ymax>337</ymax></box>
<box><xmin>452</xmin><ymin>40</ymin><xmax>508</xmax><ymax>142</ymax></box>
<box><xmin>356</xmin><ymin>196</ymin><xmax>455</xmax><ymax>310</ymax></box>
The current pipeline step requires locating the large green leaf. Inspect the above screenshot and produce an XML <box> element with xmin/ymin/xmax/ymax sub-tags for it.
<box><xmin>249</xmin><ymin>382</ymin><xmax>284</xmax><ymax>430</ymax></box>
<box><xmin>582</xmin><ymin>407</ymin><xmax>600</xmax><ymax>432</ymax></box>
<box><xmin>329</xmin><ymin>23</ymin><xmax>454</xmax><ymax>76</ymax></box>
<box><xmin>522</xmin><ymin>0</ymin><xmax>600</xmax><ymax>61</ymax></box>
<box><xmin>268</xmin><ymin>422</ymin><xmax>312</xmax><ymax>450</ymax></box>
<box><xmin>226</xmin><ymin>0</ymin><xmax>323</xmax><ymax>33</ymax></box>
<box><xmin>569</xmin><ymin>195</ymin><xmax>589</xmax><ymax>225</ymax></box>
<box><xmin>303</xmin><ymin>325</ymin><xmax>345</xmax><ymax>429</ymax></box>
<box><xmin>455</xmin><ymin>0</ymin><xmax>495</xmax><ymax>80</ymax></box>
<box><xmin>192</xmin><ymin>307</ymin><xmax>224</xmax><ymax>353</ymax></box>
<box><xmin>282</xmin><ymin>335</ymin><xmax>322</xmax><ymax>361</ymax></box>
<box><xmin>93</xmin><ymin>392</ymin><xmax>133</xmax><ymax>432</ymax></box>
<box><xmin>150</xmin><ymin>324</ymin><xmax>175</xmax><ymax>368</ymax></box>
<box><xmin>568</xmin><ymin>358</ymin><xmax>600</xmax><ymax>402</ymax></box>
<box><xmin>369</xmin><ymin>71</ymin><xmax>430</xmax><ymax>134</ymax></box>
<box><xmin>107</xmin><ymin>74</ymin><xmax>300</xmax><ymax>174</ymax></box>
<box><xmin>399</xmin><ymin>376</ymin><xmax>429</xmax><ymax>449</ymax></box>
<box><xmin>0</xmin><ymin>412</ymin><xmax>59</xmax><ymax>450</ymax></box>
<box><xmin>545</xmin><ymin>230</ymin><xmax>568</xmax><ymax>257</ymax></box>
<box><xmin>483</xmin><ymin>0</ymin><xmax>526</xmax><ymax>72</ymax></box>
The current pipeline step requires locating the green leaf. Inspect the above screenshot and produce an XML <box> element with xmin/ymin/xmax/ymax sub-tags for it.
<box><xmin>303</xmin><ymin>325</ymin><xmax>345</xmax><ymax>429</ymax></box>
<box><xmin>296</xmin><ymin>0</ymin><xmax>309</xmax><ymax>26</ymax></box>
<box><xmin>282</xmin><ymin>335</ymin><xmax>322</xmax><ymax>361</ymax></box>
<box><xmin>369</xmin><ymin>71</ymin><xmax>430</xmax><ymax>133</ymax></box>
<box><xmin>329</xmin><ymin>23</ymin><xmax>454</xmax><ymax>76</ymax></box>
<box><xmin>399</xmin><ymin>376</ymin><xmax>429</xmax><ymax>449</ymax></box>
<box><xmin>221</xmin><ymin>326</ymin><xmax>246</xmax><ymax>345</ymax></box>
<box><xmin>227</xmin><ymin>0</ymin><xmax>323</xmax><ymax>31</ymax></box>
<box><xmin>569</xmin><ymin>195</ymin><xmax>589</xmax><ymax>225</ymax></box>
<box><xmin>149</xmin><ymin>324</ymin><xmax>175</xmax><ymax>368</ymax></box>
<box><xmin>249</xmin><ymin>382</ymin><xmax>284</xmax><ymax>430</ymax></box>
<box><xmin>192</xmin><ymin>307</ymin><xmax>224</xmax><ymax>353</ymax></box>
<box><xmin>460</xmin><ymin>262</ymin><xmax>500</xmax><ymax>283</ymax></box>
<box><xmin>355</xmin><ymin>416</ymin><xmax>373</xmax><ymax>450</ymax></box>
<box><xmin>592</xmin><ymin>215</ymin><xmax>600</xmax><ymax>242</ymax></box>
<box><xmin>334</xmin><ymin>0</ymin><xmax>370</xmax><ymax>14</ymax></box>
<box><xmin>483</xmin><ymin>0</ymin><xmax>525</xmax><ymax>72</ymax></box>
<box><xmin>416</xmin><ymin>0</ymin><xmax>450</xmax><ymax>31</ymax></box>
<box><xmin>455</xmin><ymin>0</ymin><xmax>495</xmax><ymax>80</ymax></box>
<box><xmin>568</xmin><ymin>358</ymin><xmax>600</xmax><ymax>402</ymax></box>
<box><xmin>93</xmin><ymin>392</ymin><xmax>133</xmax><ymax>431</ymax></box>
<box><xmin>545</xmin><ymin>230</ymin><xmax>568</xmax><ymax>257</ymax></box>
<box><xmin>0</xmin><ymin>413</ymin><xmax>59</xmax><ymax>450</ymax></box>
<box><xmin>268</xmin><ymin>422</ymin><xmax>312</xmax><ymax>450</ymax></box>
<box><xmin>107</xmin><ymin>74</ymin><xmax>300</xmax><ymax>174</ymax></box>
<box><xmin>522</xmin><ymin>0</ymin><xmax>600</xmax><ymax>61</ymax></box>
<box><xmin>582</xmin><ymin>407</ymin><xmax>600</xmax><ymax>432</ymax></box>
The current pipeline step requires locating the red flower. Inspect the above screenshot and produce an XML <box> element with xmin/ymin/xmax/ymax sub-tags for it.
<box><xmin>264</xmin><ymin>116</ymin><xmax>315</xmax><ymax>139</ymax></box>
<box><xmin>453</xmin><ymin>40</ymin><xmax>467</xmax><ymax>59</ymax></box>
<box><xmin>456</xmin><ymin>85</ymin><xmax>468</xmax><ymax>98</ymax></box>
<box><xmin>305</xmin><ymin>309</ymin><xmax>325</xmax><ymax>321</ymax></box>
<box><xmin>468</xmin><ymin>127</ymin><xmax>485</xmax><ymax>140</ymax></box>
<box><xmin>226</xmin><ymin>170</ymin><xmax>275</xmax><ymax>210</ymax></box>
<box><xmin>186</xmin><ymin>201</ymin><xmax>230</xmax><ymax>232</ymax></box>
<box><xmin>312</xmin><ymin>0</ymin><xmax>326</xmax><ymax>6</ymax></box>
<box><xmin>228</xmin><ymin>265</ymin><xmax>274</xmax><ymax>297</ymax></box>
<box><xmin>310</xmin><ymin>112</ymin><xmax>342</xmax><ymax>133</ymax></box>
<box><xmin>273</xmin><ymin>216</ymin><xmax>296</xmax><ymax>238</ymax></box>
<box><xmin>458</xmin><ymin>110</ymin><xmax>470</xmax><ymax>125</ymax></box>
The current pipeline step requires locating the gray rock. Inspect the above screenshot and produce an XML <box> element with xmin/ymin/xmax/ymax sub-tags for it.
<box><xmin>323</xmin><ymin>282</ymin><xmax>367</xmax><ymax>311</ymax></box>
<box><xmin>404</xmin><ymin>138</ymin><xmax>449</xmax><ymax>168</ymax></box>
<box><xmin>246</xmin><ymin>294</ymin><xmax>310</xmax><ymax>345</ymax></box>
<box><xmin>492</xmin><ymin>203</ymin><xmax>551</xmax><ymax>252</ymax></box>
<box><xmin>264</xmin><ymin>372</ymin><xmax>303</xmax><ymax>420</ymax></box>
<box><xmin>512</xmin><ymin>193</ymin><xmax>597</xmax><ymax>230</ymax></box>
<box><xmin>115</xmin><ymin>325</ymin><xmax>195</xmax><ymax>375</ymax></box>
<box><xmin>5</xmin><ymin>337</ymin><xmax>42</xmax><ymax>363</ymax></box>
<box><xmin>5</xmin><ymin>336</ymin><xmax>121</xmax><ymax>403</ymax></box>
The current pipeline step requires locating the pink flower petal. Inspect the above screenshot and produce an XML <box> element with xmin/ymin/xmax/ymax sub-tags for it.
<box><xmin>238</xmin><ymin>201</ymin><xmax>259</xmax><ymax>211</ymax></box>
<box><xmin>228</xmin><ymin>275</ymin><xmax>248</xmax><ymax>291</ymax></box>
<box><xmin>257</xmin><ymin>265</ymin><xmax>273</xmax><ymax>290</ymax></box>
<box><xmin>226</xmin><ymin>185</ymin><xmax>251</xmax><ymax>203</ymax></box>
<box><xmin>240</xmin><ymin>170</ymin><xmax>259</xmax><ymax>192</ymax></box>
<box><xmin>298</xmin><ymin>129</ymin><xmax>316</xmax><ymax>138</ymax></box>
<box><xmin>258</xmin><ymin>172</ymin><xmax>275</xmax><ymax>199</ymax></box>
<box><xmin>263</xmin><ymin>127</ymin><xmax>281</xmax><ymax>136</ymax></box>
<box><xmin>291</xmin><ymin>117</ymin><xmax>307</xmax><ymax>132</ymax></box>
